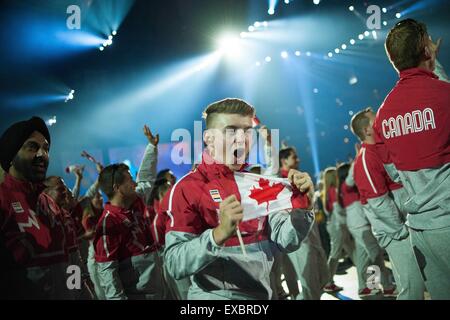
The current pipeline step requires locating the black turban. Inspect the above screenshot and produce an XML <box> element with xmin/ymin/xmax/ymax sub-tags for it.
<box><xmin>0</xmin><ymin>117</ymin><xmax>51</xmax><ymax>172</ymax></box>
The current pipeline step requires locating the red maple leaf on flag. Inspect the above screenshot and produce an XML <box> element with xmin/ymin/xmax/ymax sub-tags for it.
<box><xmin>249</xmin><ymin>178</ymin><xmax>286</xmax><ymax>212</ymax></box>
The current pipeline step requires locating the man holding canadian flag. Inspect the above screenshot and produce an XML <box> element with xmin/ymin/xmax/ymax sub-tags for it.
<box><xmin>163</xmin><ymin>98</ymin><xmax>315</xmax><ymax>300</ymax></box>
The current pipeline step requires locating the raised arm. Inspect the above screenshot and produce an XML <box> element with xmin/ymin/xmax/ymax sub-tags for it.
<box><xmin>136</xmin><ymin>125</ymin><xmax>159</xmax><ymax>205</ymax></box>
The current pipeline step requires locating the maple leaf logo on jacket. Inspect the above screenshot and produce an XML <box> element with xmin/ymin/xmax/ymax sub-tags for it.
<box><xmin>249</xmin><ymin>178</ymin><xmax>286</xmax><ymax>212</ymax></box>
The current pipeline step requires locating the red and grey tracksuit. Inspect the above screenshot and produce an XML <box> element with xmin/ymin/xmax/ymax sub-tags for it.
<box><xmin>0</xmin><ymin>174</ymin><xmax>69</xmax><ymax>299</ymax></box>
<box><xmin>325</xmin><ymin>185</ymin><xmax>354</xmax><ymax>286</ymax></box>
<box><xmin>374</xmin><ymin>67</ymin><xmax>450</xmax><ymax>299</ymax></box>
<box><xmin>163</xmin><ymin>153</ymin><xmax>314</xmax><ymax>300</ymax></box>
<box><xmin>340</xmin><ymin>168</ymin><xmax>392</xmax><ymax>291</ymax></box>
<box><xmin>354</xmin><ymin>143</ymin><xmax>425</xmax><ymax>299</ymax></box>
<box><xmin>93</xmin><ymin>199</ymin><xmax>164</xmax><ymax>300</ymax></box>
<box><xmin>93</xmin><ymin>143</ymin><xmax>164</xmax><ymax>300</ymax></box>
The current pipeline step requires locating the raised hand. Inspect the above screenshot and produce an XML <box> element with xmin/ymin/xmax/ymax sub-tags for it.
<box><xmin>288</xmin><ymin>169</ymin><xmax>314</xmax><ymax>209</ymax></box>
<box><xmin>143</xmin><ymin>125</ymin><xmax>160</xmax><ymax>147</ymax></box>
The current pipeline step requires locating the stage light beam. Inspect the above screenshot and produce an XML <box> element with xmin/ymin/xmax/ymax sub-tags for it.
<box><xmin>218</xmin><ymin>36</ymin><xmax>241</xmax><ymax>58</ymax></box>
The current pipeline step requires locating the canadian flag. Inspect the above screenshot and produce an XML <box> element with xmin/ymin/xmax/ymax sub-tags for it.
<box><xmin>234</xmin><ymin>172</ymin><xmax>310</xmax><ymax>222</ymax></box>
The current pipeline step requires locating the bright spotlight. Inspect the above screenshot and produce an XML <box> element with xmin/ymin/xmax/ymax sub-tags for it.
<box><xmin>99</xmin><ymin>46</ymin><xmax>104</xmax><ymax>51</ymax></box>
<box><xmin>358</xmin><ymin>34</ymin><xmax>364</xmax><ymax>40</ymax></box>
<box><xmin>106</xmin><ymin>39</ymin><xmax>113</xmax><ymax>46</ymax></box>
<box><xmin>383</xmin><ymin>21</ymin><xmax>388</xmax><ymax>26</ymax></box>
<box><xmin>108</xmin><ymin>35</ymin><xmax>113</xmax><ymax>40</ymax></box>
<box><xmin>364</xmin><ymin>31</ymin><xmax>370</xmax><ymax>37</ymax></box>
<box><xmin>350</xmin><ymin>39</ymin><xmax>356</xmax><ymax>45</ymax></box>
<box><xmin>281</xmin><ymin>51</ymin><xmax>288</xmax><ymax>59</ymax></box>
<box><xmin>46</xmin><ymin>116</ymin><xmax>57</xmax><ymax>127</ymax></box>
<box><xmin>65</xmin><ymin>90</ymin><xmax>75</xmax><ymax>103</ymax></box>
<box><xmin>268</xmin><ymin>8</ymin><xmax>275</xmax><ymax>15</ymax></box>
<box><xmin>396</xmin><ymin>12</ymin><xmax>402</xmax><ymax>18</ymax></box>
<box><xmin>313</xmin><ymin>0</ymin><xmax>321</xmax><ymax>5</ymax></box>
<box><xmin>328</xmin><ymin>52</ymin><xmax>333</xmax><ymax>58</ymax></box>
<box><xmin>263</xmin><ymin>21</ymin><xmax>269</xmax><ymax>27</ymax></box>
<box><xmin>349</xmin><ymin>5</ymin><xmax>354</xmax><ymax>12</ymax></box>
<box><xmin>285</xmin><ymin>0</ymin><xmax>290</xmax><ymax>4</ymax></box>
<box><xmin>248</xmin><ymin>26</ymin><xmax>255</xmax><ymax>32</ymax></box>
<box><xmin>112</xmin><ymin>30</ymin><xmax>117</xmax><ymax>36</ymax></box>
<box><xmin>349</xmin><ymin>76</ymin><xmax>358</xmax><ymax>85</ymax></box>
<box><xmin>265</xmin><ymin>56</ymin><xmax>272</xmax><ymax>62</ymax></box>
<box><xmin>335</xmin><ymin>48</ymin><xmax>340</xmax><ymax>54</ymax></box>
<box><xmin>295</xmin><ymin>51</ymin><xmax>301</xmax><ymax>56</ymax></box>
<box><xmin>344</xmin><ymin>138</ymin><xmax>350</xmax><ymax>144</ymax></box>
<box><xmin>372</xmin><ymin>30</ymin><xmax>378</xmax><ymax>40</ymax></box>
<box><xmin>344</xmin><ymin>125</ymin><xmax>349</xmax><ymax>130</ymax></box>
<box><xmin>313</xmin><ymin>88</ymin><xmax>319</xmax><ymax>94</ymax></box>
<box><xmin>382</xmin><ymin>7</ymin><xmax>387</xmax><ymax>13</ymax></box>
<box><xmin>306</xmin><ymin>51</ymin><xmax>311</xmax><ymax>56</ymax></box>
<box><xmin>254</xmin><ymin>21</ymin><xmax>261</xmax><ymax>28</ymax></box>
<box><xmin>218</xmin><ymin>36</ymin><xmax>241</xmax><ymax>57</ymax></box>
<box><xmin>341</xmin><ymin>44</ymin><xmax>347</xmax><ymax>50</ymax></box>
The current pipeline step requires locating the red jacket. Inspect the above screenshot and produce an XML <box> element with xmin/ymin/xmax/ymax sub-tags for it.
<box><xmin>94</xmin><ymin>198</ymin><xmax>157</xmax><ymax>263</ymax></box>
<box><xmin>339</xmin><ymin>181</ymin><xmax>359</xmax><ymax>209</ymax></box>
<box><xmin>151</xmin><ymin>194</ymin><xmax>170</xmax><ymax>248</ymax></box>
<box><xmin>0</xmin><ymin>174</ymin><xmax>67</xmax><ymax>267</ymax></box>
<box><xmin>165</xmin><ymin>159</ymin><xmax>269</xmax><ymax>247</ymax></box>
<box><xmin>354</xmin><ymin>143</ymin><xmax>403</xmax><ymax>204</ymax></box>
<box><xmin>326</xmin><ymin>186</ymin><xmax>337</xmax><ymax>213</ymax></box>
<box><xmin>373</xmin><ymin>68</ymin><xmax>450</xmax><ymax>170</ymax></box>
<box><xmin>62</xmin><ymin>209</ymin><xmax>79</xmax><ymax>253</ymax></box>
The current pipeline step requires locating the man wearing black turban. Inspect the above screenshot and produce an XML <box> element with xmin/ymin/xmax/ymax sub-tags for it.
<box><xmin>0</xmin><ymin>116</ymin><xmax>51</xmax><ymax>183</ymax></box>
<box><xmin>0</xmin><ymin>117</ymin><xmax>69</xmax><ymax>299</ymax></box>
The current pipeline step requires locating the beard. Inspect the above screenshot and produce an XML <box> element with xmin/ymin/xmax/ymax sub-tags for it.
<box><xmin>11</xmin><ymin>154</ymin><xmax>48</xmax><ymax>183</ymax></box>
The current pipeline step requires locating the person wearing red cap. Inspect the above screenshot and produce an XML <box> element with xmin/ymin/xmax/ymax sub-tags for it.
<box><xmin>373</xmin><ymin>19</ymin><xmax>450</xmax><ymax>299</ymax></box>
<box><xmin>0</xmin><ymin>117</ymin><xmax>69</xmax><ymax>299</ymax></box>
<box><xmin>163</xmin><ymin>98</ymin><xmax>315</xmax><ymax>300</ymax></box>
<box><xmin>351</xmin><ymin>108</ymin><xmax>425</xmax><ymax>300</ymax></box>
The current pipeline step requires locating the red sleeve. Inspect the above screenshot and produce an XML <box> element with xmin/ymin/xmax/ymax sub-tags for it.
<box><xmin>373</xmin><ymin>113</ymin><xmax>392</xmax><ymax>164</ymax></box>
<box><xmin>163</xmin><ymin>183</ymin><xmax>205</xmax><ymax>235</ymax></box>
<box><xmin>354</xmin><ymin>150</ymin><xmax>389</xmax><ymax>199</ymax></box>
<box><xmin>94</xmin><ymin>214</ymin><xmax>122</xmax><ymax>262</ymax></box>
<box><xmin>291</xmin><ymin>188</ymin><xmax>311</xmax><ymax>210</ymax></box>
<box><xmin>153</xmin><ymin>210</ymin><xmax>168</xmax><ymax>246</ymax></box>
<box><xmin>326</xmin><ymin>186</ymin><xmax>336</xmax><ymax>213</ymax></box>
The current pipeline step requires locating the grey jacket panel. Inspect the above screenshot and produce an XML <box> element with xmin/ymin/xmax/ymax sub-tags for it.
<box><xmin>97</xmin><ymin>252</ymin><xmax>164</xmax><ymax>300</ymax></box>
<box><xmin>164</xmin><ymin>210</ymin><xmax>314</xmax><ymax>300</ymax></box>
<box><xmin>346</xmin><ymin>201</ymin><xmax>369</xmax><ymax>230</ymax></box>
<box><xmin>365</xmin><ymin>194</ymin><xmax>409</xmax><ymax>248</ymax></box>
<box><xmin>398</xmin><ymin>164</ymin><xmax>450</xmax><ymax>230</ymax></box>
<box><xmin>136</xmin><ymin>144</ymin><xmax>158</xmax><ymax>205</ymax></box>
<box><xmin>268</xmin><ymin>209</ymin><xmax>315</xmax><ymax>252</ymax></box>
